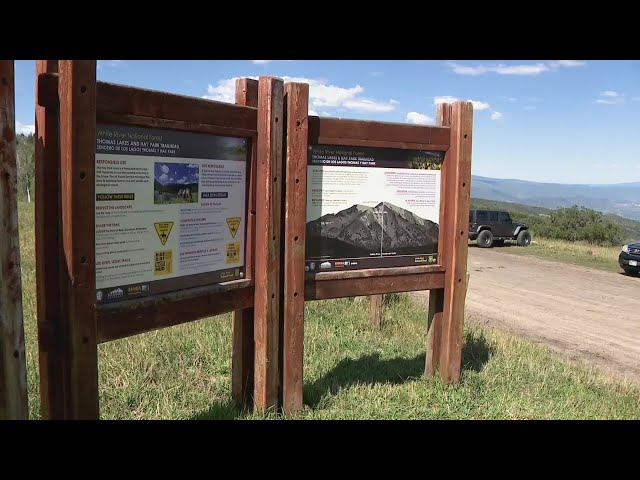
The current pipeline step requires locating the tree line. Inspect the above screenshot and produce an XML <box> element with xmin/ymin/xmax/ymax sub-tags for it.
<box><xmin>15</xmin><ymin>133</ymin><xmax>35</xmax><ymax>203</ymax></box>
<box><xmin>512</xmin><ymin>206</ymin><xmax>625</xmax><ymax>246</ymax></box>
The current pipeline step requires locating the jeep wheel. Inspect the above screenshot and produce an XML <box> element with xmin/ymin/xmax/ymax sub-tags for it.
<box><xmin>517</xmin><ymin>230</ymin><xmax>532</xmax><ymax>247</ymax></box>
<box><xmin>477</xmin><ymin>230</ymin><xmax>494</xmax><ymax>248</ymax></box>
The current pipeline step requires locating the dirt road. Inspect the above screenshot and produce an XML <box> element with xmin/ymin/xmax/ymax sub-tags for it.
<box><xmin>418</xmin><ymin>247</ymin><xmax>640</xmax><ymax>383</ymax></box>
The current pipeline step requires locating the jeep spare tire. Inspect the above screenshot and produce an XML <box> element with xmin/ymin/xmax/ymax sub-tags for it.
<box><xmin>517</xmin><ymin>229</ymin><xmax>532</xmax><ymax>247</ymax></box>
<box><xmin>477</xmin><ymin>230</ymin><xmax>494</xmax><ymax>248</ymax></box>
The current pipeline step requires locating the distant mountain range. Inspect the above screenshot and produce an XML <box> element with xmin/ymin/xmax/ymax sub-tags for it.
<box><xmin>306</xmin><ymin>202</ymin><xmax>439</xmax><ymax>258</ymax></box>
<box><xmin>472</xmin><ymin>175</ymin><xmax>640</xmax><ymax>221</ymax></box>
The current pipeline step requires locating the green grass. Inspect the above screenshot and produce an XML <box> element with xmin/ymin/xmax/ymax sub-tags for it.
<box><xmin>15</xmin><ymin>201</ymin><xmax>640</xmax><ymax>419</ymax></box>
<box><xmin>473</xmin><ymin>237</ymin><xmax>623</xmax><ymax>273</ymax></box>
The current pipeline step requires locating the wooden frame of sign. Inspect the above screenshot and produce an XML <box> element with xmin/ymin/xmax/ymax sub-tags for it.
<box><xmin>282</xmin><ymin>83</ymin><xmax>473</xmax><ymax>414</ymax></box>
<box><xmin>0</xmin><ymin>60</ymin><xmax>29</xmax><ymax>420</ymax></box>
<box><xmin>34</xmin><ymin>60</ymin><xmax>283</xmax><ymax>418</ymax></box>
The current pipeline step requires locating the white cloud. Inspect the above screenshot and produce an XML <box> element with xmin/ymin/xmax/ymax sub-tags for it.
<box><xmin>433</xmin><ymin>96</ymin><xmax>490</xmax><ymax>111</ymax></box>
<box><xmin>321</xmin><ymin>111</ymin><xmax>331</xmax><ymax>116</ymax></box>
<box><xmin>550</xmin><ymin>60</ymin><xmax>587</xmax><ymax>67</ymax></box>
<box><xmin>309</xmin><ymin>109</ymin><xmax>319</xmax><ymax>116</ymax></box>
<box><xmin>342</xmin><ymin>98</ymin><xmax>398</xmax><ymax>113</ymax></box>
<box><xmin>178</xmin><ymin>177</ymin><xmax>188</xmax><ymax>184</ymax></box>
<box><xmin>159</xmin><ymin>173</ymin><xmax>168</xmax><ymax>183</ymax></box>
<box><xmin>490</xmin><ymin>111</ymin><xmax>504</xmax><ymax>120</ymax></box>
<box><xmin>251</xmin><ymin>60</ymin><xmax>294</xmax><ymax>65</ymax></box>
<box><xmin>370</xmin><ymin>71</ymin><xmax>382</xmax><ymax>77</ymax></box>
<box><xmin>524</xmin><ymin>105</ymin><xmax>537</xmax><ymax>110</ymax></box>
<box><xmin>405</xmin><ymin>111</ymin><xmax>434</xmax><ymax>125</ymax></box>
<box><xmin>595</xmin><ymin>91</ymin><xmax>625</xmax><ymax>105</ymax></box>
<box><xmin>170</xmin><ymin>177</ymin><xmax>174</xmax><ymax>182</ymax></box>
<box><xmin>187</xmin><ymin>164</ymin><xmax>198</xmax><ymax>169</ymax></box>
<box><xmin>161</xmin><ymin>164</ymin><xmax>170</xmax><ymax>174</ymax></box>
<box><xmin>433</xmin><ymin>96</ymin><xmax>459</xmax><ymax>105</ymax></box>
<box><xmin>470</xmin><ymin>100</ymin><xmax>490</xmax><ymax>111</ymax></box>
<box><xmin>446</xmin><ymin>60</ymin><xmax>586</xmax><ymax>76</ymax></box>
<box><xmin>203</xmin><ymin>77</ymin><xmax>252</xmax><ymax>103</ymax></box>
<box><xmin>16</xmin><ymin>121</ymin><xmax>35</xmax><ymax>135</ymax></box>
<box><xmin>97</xmin><ymin>60</ymin><xmax>123</xmax><ymax>69</ymax></box>
<box><xmin>204</xmin><ymin>75</ymin><xmax>398</xmax><ymax>114</ymax></box>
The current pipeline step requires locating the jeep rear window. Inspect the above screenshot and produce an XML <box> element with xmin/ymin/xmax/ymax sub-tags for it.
<box><xmin>476</xmin><ymin>211</ymin><xmax>489</xmax><ymax>222</ymax></box>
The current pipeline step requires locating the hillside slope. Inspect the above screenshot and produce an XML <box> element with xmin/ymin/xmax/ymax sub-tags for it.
<box><xmin>472</xmin><ymin>175</ymin><xmax>640</xmax><ymax>221</ymax></box>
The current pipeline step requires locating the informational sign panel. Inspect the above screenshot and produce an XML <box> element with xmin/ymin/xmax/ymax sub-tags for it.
<box><xmin>306</xmin><ymin>144</ymin><xmax>443</xmax><ymax>273</ymax></box>
<box><xmin>94</xmin><ymin>124</ymin><xmax>248</xmax><ymax>304</ymax></box>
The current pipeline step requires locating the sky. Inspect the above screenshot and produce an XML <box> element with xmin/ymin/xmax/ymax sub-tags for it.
<box><xmin>154</xmin><ymin>162</ymin><xmax>199</xmax><ymax>185</ymax></box>
<box><xmin>13</xmin><ymin>59</ymin><xmax>640</xmax><ymax>185</ymax></box>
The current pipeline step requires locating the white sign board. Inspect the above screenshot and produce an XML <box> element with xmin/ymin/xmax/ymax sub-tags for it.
<box><xmin>94</xmin><ymin>124</ymin><xmax>248</xmax><ymax>304</ymax></box>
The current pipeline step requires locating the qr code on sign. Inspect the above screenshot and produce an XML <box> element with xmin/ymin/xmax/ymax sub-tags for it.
<box><xmin>154</xmin><ymin>250</ymin><xmax>173</xmax><ymax>275</ymax></box>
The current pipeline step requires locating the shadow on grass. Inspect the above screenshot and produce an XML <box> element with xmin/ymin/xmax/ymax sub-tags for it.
<box><xmin>190</xmin><ymin>401</ymin><xmax>248</xmax><ymax>420</ymax></box>
<box><xmin>462</xmin><ymin>330</ymin><xmax>496</xmax><ymax>373</ymax></box>
<box><xmin>304</xmin><ymin>331</ymin><xmax>495</xmax><ymax>408</ymax></box>
<box><xmin>383</xmin><ymin>292</ymin><xmax>405</xmax><ymax>307</ymax></box>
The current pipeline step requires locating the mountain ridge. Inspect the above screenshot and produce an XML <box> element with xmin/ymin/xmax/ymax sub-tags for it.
<box><xmin>306</xmin><ymin>202</ymin><xmax>439</xmax><ymax>258</ymax></box>
<box><xmin>471</xmin><ymin>175</ymin><xmax>640</xmax><ymax>221</ymax></box>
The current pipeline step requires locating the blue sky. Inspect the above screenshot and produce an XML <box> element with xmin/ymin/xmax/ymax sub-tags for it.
<box><xmin>154</xmin><ymin>162</ymin><xmax>199</xmax><ymax>186</ymax></box>
<box><xmin>13</xmin><ymin>60</ymin><xmax>640</xmax><ymax>184</ymax></box>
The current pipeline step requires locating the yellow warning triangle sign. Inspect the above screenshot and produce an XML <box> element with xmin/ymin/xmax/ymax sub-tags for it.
<box><xmin>154</xmin><ymin>222</ymin><xmax>174</xmax><ymax>246</ymax></box>
<box><xmin>226</xmin><ymin>217</ymin><xmax>241</xmax><ymax>239</ymax></box>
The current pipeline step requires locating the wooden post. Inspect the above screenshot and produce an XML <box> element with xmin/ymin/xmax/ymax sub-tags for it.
<box><xmin>0</xmin><ymin>60</ymin><xmax>29</xmax><ymax>420</ymax></box>
<box><xmin>35</xmin><ymin>60</ymin><xmax>71</xmax><ymax>419</ymax></box>
<box><xmin>231</xmin><ymin>78</ymin><xmax>258</xmax><ymax>409</ymax></box>
<box><xmin>439</xmin><ymin>101</ymin><xmax>473</xmax><ymax>383</ymax></box>
<box><xmin>425</xmin><ymin>103</ymin><xmax>451</xmax><ymax>377</ymax></box>
<box><xmin>58</xmin><ymin>60</ymin><xmax>100</xmax><ymax>418</ymax></box>
<box><xmin>369</xmin><ymin>295</ymin><xmax>383</xmax><ymax>329</ymax></box>
<box><xmin>282</xmin><ymin>82</ymin><xmax>308</xmax><ymax>415</ymax></box>
<box><xmin>253</xmin><ymin>76</ymin><xmax>284</xmax><ymax>412</ymax></box>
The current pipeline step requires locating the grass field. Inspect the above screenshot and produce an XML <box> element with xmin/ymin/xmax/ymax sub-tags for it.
<box><xmin>16</xmin><ymin>202</ymin><xmax>640</xmax><ymax>419</ymax></box>
<box><xmin>472</xmin><ymin>237</ymin><xmax>623</xmax><ymax>274</ymax></box>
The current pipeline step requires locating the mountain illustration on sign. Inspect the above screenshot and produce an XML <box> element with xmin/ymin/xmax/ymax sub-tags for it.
<box><xmin>306</xmin><ymin>202</ymin><xmax>438</xmax><ymax>258</ymax></box>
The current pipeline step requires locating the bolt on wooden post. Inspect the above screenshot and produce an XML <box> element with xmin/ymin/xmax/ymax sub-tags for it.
<box><xmin>0</xmin><ymin>59</ymin><xmax>29</xmax><ymax>420</ymax></box>
<box><xmin>253</xmin><ymin>76</ymin><xmax>285</xmax><ymax>413</ymax></box>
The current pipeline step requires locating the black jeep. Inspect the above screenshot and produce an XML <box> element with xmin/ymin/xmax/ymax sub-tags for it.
<box><xmin>469</xmin><ymin>209</ymin><xmax>532</xmax><ymax>248</ymax></box>
<box><xmin>619</xmin><ymin>242</ymin><xmax>640</xmax><ymax>275</ymax></box>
